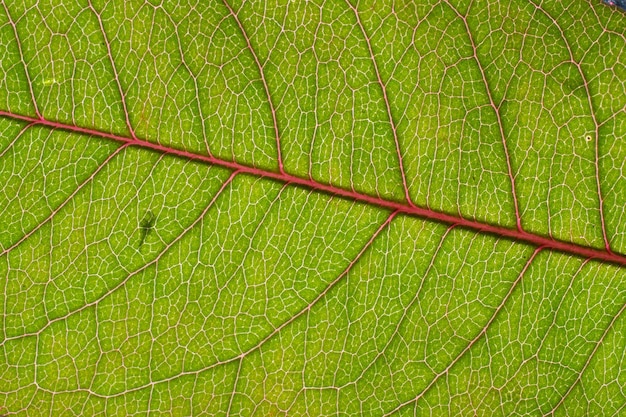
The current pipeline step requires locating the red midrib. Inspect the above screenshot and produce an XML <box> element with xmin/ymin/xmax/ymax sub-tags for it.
<box><xmin>2</xmin><ymin>110</ymin><xmax>625</xmax><ymax>267</ymax></box>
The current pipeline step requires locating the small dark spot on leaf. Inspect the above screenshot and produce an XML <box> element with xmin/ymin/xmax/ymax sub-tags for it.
<box><xmin>139</xmin><ymin>210</ymin><xmax>155</xmax><ymax>248</ymax></box>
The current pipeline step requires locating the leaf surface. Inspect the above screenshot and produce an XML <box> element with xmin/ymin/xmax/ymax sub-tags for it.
<box><xmin>1</xmin><ymin>0</ymin><xmax>626</xmax><ymax>415</ymax></box>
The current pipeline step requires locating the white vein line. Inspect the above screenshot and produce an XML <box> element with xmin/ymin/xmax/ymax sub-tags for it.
<box><xmin>0</xmin><ymin>171</ymin><xmax>238</xmax><ymax>347</ymax></box>
<box><xmin>345</xmin><ymin>0</ymin><xmax>414</xmax><ymax>207</ymax></box>
<box><xmin>231</xmin><ymin>209</ymin><xmax>397</xmax><ymax>362</ymax></box>
<box><xmin>383</xmin><ymin>246</ymin><xmax>543</xmax><ymax>417</ymax></box>
<box><xmin>87</xmin><ymin>0</ymin><xmax>137</xmax><ymax>139</ymax></box>
<box><xmin>308</xmin><ymin>8</ymin><xmax>322</xmax><ymax>181</ymax></box>
<box><xmin>216</xmin><ymin>181</ymin><xmax>289</xmax><ymax>294</ymax></box>
<box><xmin>0</xmin><ymin>2</ymin><xmax>41</xmax><ymax>117</ymax></box>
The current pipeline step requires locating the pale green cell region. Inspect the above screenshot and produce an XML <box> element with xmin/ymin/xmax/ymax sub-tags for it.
<box><xmin>126</xmin><ymin>175</ymin><xmax>388</xmax><ymax>390</ymax></box>
<box><xmin>600</xmin><ymin>116</ymin><xmax>626</xmax><ymax>255</ymax></box>
<box><xmin>552</xmin><ymin>4</ymin><xmax>626</xmax><ymax>255</ymax></box>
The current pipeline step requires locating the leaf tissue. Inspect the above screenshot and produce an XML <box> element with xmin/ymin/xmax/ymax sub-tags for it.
<box><xmin>0</xmin><ymin>0</ymin><xmax>625</xmax><ymax>416</ymax></box>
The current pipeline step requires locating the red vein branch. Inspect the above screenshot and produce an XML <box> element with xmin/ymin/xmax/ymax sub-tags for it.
<box><xmin>51</xmin><ymin>209</ymin><xmax>398</xmax><ymax>399</ymax></box>
<box><xmin>346</xmin><ymin>1</ymin><xmax>415</xmax><ymax>207</ymax></box>
<box><xmin>544</xmin><ymin>298</ymin><xmax>626</xmax><ymax>416</ymax></box>
<box><xmin>383</xmin><ymin>246</ymin><xmax>543</xmax><ymax>416</ymax></box>
<box><xmin>1</xmin><ymin>110</ymin><xmax>625</xmax><ymax>266</ymax></box>
<box><xmin>446</xmin><ymin>0</ymin><xmax>524</xmax><ymax>232</ymax></box>
<box><xmin>87</xmin><ymin>0</ymin><xmax>137</xmax><ymax>139</ymax></box>
<box><xmin>1</xmin><ymin>2</ymin><xmax>41</xmax><ymax>118</ymax></box>
<box><xmin>220</xmin><ymin>0</ymin><xmax>285</xmax><ymax>174</ymax></box>
<box><xmin>527</xmin><ymin>0</ymin><xmax>614</xmax><ymax>254</ymax></box>
<box><xmin>0</xmin><ymin>142</ymin><xmax>127</xmax><ymax>257</ymax></box>
<box><xmin>347</xmin><ymin>224</ymin><xmax>456</xmax><ymax>388</ymax></box>
<box><xmin>0</xmin><ymin>170</ymin><xmax>239</xmax><ymax>346</ymax></box>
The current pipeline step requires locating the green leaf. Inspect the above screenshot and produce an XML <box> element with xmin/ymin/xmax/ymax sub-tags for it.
<box><xmin>1</xmin><ymin>0</ymin><xmax>625</xmax><ymax>415</ymax></box>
